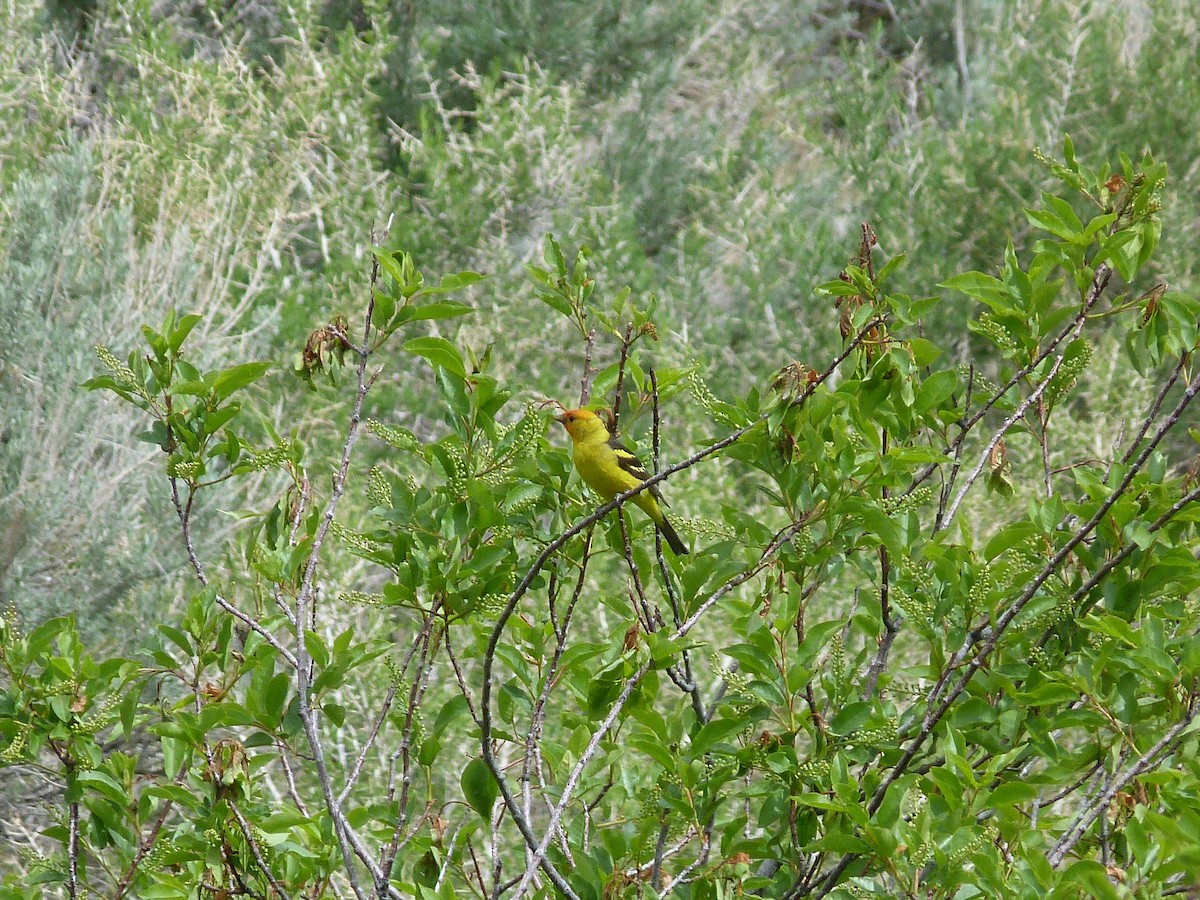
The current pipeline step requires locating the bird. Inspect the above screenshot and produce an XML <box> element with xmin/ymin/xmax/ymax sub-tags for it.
<box><xmin>555</xmin><ymin>407</ymin><xmax>688</xmax><ymax>555</ymax></box>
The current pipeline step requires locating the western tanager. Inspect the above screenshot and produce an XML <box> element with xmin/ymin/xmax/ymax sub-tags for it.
<box><xmin>555</xmin><ymin>407</ymin><xmax>688</xmax><ymax>555</ymax></box>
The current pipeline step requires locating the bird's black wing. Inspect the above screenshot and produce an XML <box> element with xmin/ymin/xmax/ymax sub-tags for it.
<box><xmin>608</xmin><ymin>434</ymin><xmax>666</xmax><ymax>504</ymax></box>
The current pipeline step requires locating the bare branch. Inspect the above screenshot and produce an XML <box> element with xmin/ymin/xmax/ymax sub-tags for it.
<box><xmin>508</xmin><ymin>517</ymin><xmax>812</xmax><ymax>899</ymax></box>
<box><xmin>578</xmin><ymin>328</ymin><xmax>596</xmax><ymax>406</ymax></box>
<box><xmin>67</xmin><ymin>799</ymin><xmax>79</xmax><ymax>900</ymax></box>
<box><xmin>610</xmin><ymin>323</ymin><xmax>636</xmax><ymax>430</ymax></box>
<box><xmin>649</xmin><ymin>817</ymin><xmax>670</xmax><ymax>891</ymax></box>
<box><xmin>169</xmin><ymin>479</ymin><xmax>299</xmax><ymax>668</ymax></box>
<box><xmin>229</xmin><ymin>800</ymin><xmax>294</xmax><ymax>899</ymax></box>
<box><xmin>1048</xmin><ymin>699</ymin><xmax>1200</xmax><ymax>866</ymax></box>
<box><xmin>941</xmin><ymin>348</ymin><xmax>1069</xmax><ymax>526</ymax></box>
<box><xmin>291</xmin><ymin>227</ymin><xmax>392</xmax><ymax>900</ymax></box>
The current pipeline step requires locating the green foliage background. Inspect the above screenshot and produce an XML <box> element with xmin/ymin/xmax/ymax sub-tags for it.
<box><xmin>2</xmin><ymin>0</ymin><xmax>1200</xmax><ymax>897</ymax></box>
<box><xmin>5</xmin><ymin>0</ymin><xmax>1200</xmax><ymax>625</ymax></box>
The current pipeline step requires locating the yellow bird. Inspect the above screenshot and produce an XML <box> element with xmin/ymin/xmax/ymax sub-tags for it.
<box><xmin>555</xmin><ymin>408</ymin><xmax>688</xmax><ymax>555</ymax></box>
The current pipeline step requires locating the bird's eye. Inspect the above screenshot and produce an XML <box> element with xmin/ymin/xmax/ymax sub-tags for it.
<box><xmin>566</xmin><ymin>414</ymin><xmax>575</xmax><ymax>422</ymax></box>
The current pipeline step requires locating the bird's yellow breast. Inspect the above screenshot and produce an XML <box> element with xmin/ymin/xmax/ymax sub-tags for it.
<box><xmin>572</xmin><ymin>440</ymin><xmax>639</xmax><ymax>500</ymax></box>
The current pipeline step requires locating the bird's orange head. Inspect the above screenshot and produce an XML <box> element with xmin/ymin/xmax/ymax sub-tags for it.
<box><xmin>555</xmin><ymin>407</ymin><xmax>608</xmax><ymax>442</ymax></box>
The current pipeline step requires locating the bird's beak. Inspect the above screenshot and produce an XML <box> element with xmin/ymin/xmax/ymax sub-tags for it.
<box><xmin>554</xmin><ymin>411</ymin><xmax>568</xmax><ymax>424</ymax></box>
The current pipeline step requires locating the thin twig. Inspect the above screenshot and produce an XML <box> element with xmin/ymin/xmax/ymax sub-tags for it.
<box><xmin>659</xmin><ymin>821</ymin><xmax>714</xmax><ymax>893</ymax></box>
<box><xmin>1037</xmin><ymin>482</ymin><xmax>1200</xmax><ymax>649</ymax></box>
<box><xmin>379</xmin><ymin>615</ymin><xmax>440</xmax><ymax>890</ymax></box>
<box><xmin>508</xmin><ymin>518</ymin><xmax>813</xmax><ymax>899</ymax></box>
<box><xmin>650</xmin><ymin>366</ymin><xmax>707</xmax><ymax>720</ymax></box>
<box><xmin>911</xmin><ymin>264</ymin><xmax>1111</xmax><ymax>504</ymax></box>
<box><xmin>292</xmin><ymin>228</ymin><xmax>392</xmax><ymax>900</ymax></box>
<box><xmin>337</xmin><ymin>682</ymin><xmax>397</xmax><ymax>807</ymax></box>
<box><xmin>1116</xmin><ymin>352</ymin><xmax>1190</xmax><ymax>469</ymax></box>
<box><xmin>863</xmin><ymin>428</ymin><xmax>896</xmax><ymax>701</ymax></box>
<box><xmin>229</xmin><ymin>800</ymin><xmax>294</xmax><ymax>899</ymax></box>
<box><xmin>274</xmin><ymin>739</ymin><xmax>311</xmax><ymax>816</ymax></box>
<box><xmin>618</xmin><ymin>511</ymin><xmax>655</xmax><ymax>630</ymax></box>
<box><xmin>941</xmin><ymin>348</ymin><xmax>1069</xmax><ymax>526</ymax></box>
<box><xmin>113</xmin><ymin>759</ymin><xmax>192</xmax><ymax>898</ymax></box>
<box><xmin>1037</xmin><ymin>395</ymin><xmax>1053</xmax><ymax>498</ymax></box>
<box><xmin>579</xmin><ymin>328</ymin><xmax>597</xmax><ymax>406</ymax></box>
<box><xmin>935</xmin><ymin>363</ymin><xmax>973</xmax><ymax>529</ymax></box>
<box><xmin>169</xmin><ymin>479</ymin><xmax>298</xmax><ymax>668</ymax></box>
<box><xmin>862</xmin><ymin>552</ymin><xmax>896</xmax><ymax>700</ymax></box>
<box><xmin>649</xmin><ymin>817</ymin><xmax>671</xmax><ymax>891</ymax></box>
<box><xmin>67</xmin><ymin>799</ymin><xmax>79</xmax><ymax>900</ymax></box>
<box><xmin>1047</xmin><ymin>697</ymin><xmax>1200</xmax><ymax>866</ymax></box>
<box><xmin>610</xmin><ymin>323</ymin><xmax>637</xmax><ymax>430</ymax></box>
<box><xmin>442</xmin><ymin>616</ymin><xmax>481</xmax><ymax>725</ymax></box>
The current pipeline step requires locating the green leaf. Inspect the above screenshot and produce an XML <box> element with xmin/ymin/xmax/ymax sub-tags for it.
<box><xmin>373</xmin><ymin>247</ymin><xmax>406</xmax><ymax>286</ymax></box>
<box><xmin>628</xmin><ymin>732</ymin><xmax>679</xmax><ymax>773</ymax></box>
<box><xmin>81</xmin><ymin>375</ymin><xmax>131</xmax><ymax>395</ymax></box>
<box><xmin>829</xmin><ymin>702</ymin><xmax>871</xmax><ymax>736</ymax></box>
<box><xmin>141</xmin><ymin>325</ymin><xmax>168</xmax><ymax>360</ymax></box>
<box><xmin>404</xmin><ymin>337</ymin><xmax>467</xmax><ymax>379</ymax></box>
<box><xmin>212</xmin><ymin>362</ymin><xmax>271</xmax><ymax>401</ymax></box>
<box><xmin>815</xmin><ymin>278</ymin><xmax>863</xmax><ymax>297</ymax></box>
<box><xmin>940</xmin><ymin>272</ymin><xmax>1008</xmax><ymax>305</ymax></box>
<box><xmin>144</xmin><ymin>784</ymin><xmax>205</xmax><ymax>810</ymax></box>
<box><xmin>907</xmin><ymin>337</ymin><xmax>943</xmax><ymax>367</ymax></box>
<box><xmin>461</xmin><ymin>757</ymin><xmax>499</xmax><ymax>819</ymax></box>
<box><xmin>532</xmin><ymin>287</ymin><xmax>574</xmax><ymax>318</ymax></box>
<box><xmin>914</xmin><ymin>370</ymin><xmax>959</xmax><ymax>415</ymax></box>
<box><xmin>402</xmin><ymin>301</ymin><xmax>474</xmax><ymax>323</ymax></box>
<box><xmin>690</xmin><ymin>717</ymin><xmax>749</xmax><ymax>756</ymax></box>
<box><xmin>262</xmin><ymin>673</ymin><xmax>290</xmax><ymax>728</ymax></box>
<box><xmin>304</xmin><ymin>630</ymin><xmax>329</xmax><ymax>669</ymax></box>
<box><xmin>546</xmin><ymin>234</ymin><xmax>567</xmax><ymax>274</ymax></box>
<box><xmin>372</xmin><ymin>290</ymin><xmax>396</xmax><ymax>330</ymax></box>
<box><xmin>417</xmin><ymin>271</ymin><xmax>485</xmax><ymax>296</ymax></box>
<box><xmin>323</xmin><ymin>702</ymin><xmax>345</xmax><ymax>727</ymax></box>
<box><xmin>161</xmin><ymin>736</ymin><xmax>188</xmax><ymax>776</ymax></box>
<box><xmin>77</xmin><ymin>770</ymin><xmax>130</xmax><ymax>806</ymax></box>
<box><xmin>168</xmin><ymin>314</ymin><xmax>203</xmax><ymax>352</ymax></box>
<box><xmin>1063</xmin><ymin>860</ymin><xmax>1121</xmax><ymax>898</ymax></box>
<box><xmin>983</xmin><ymin>522</ymin><xmax>1041</xmax><ymax>561</ymax></box>
<box><xmin>984</xmin><ymin>782</ymin><xmax>1039</xmax><ymax>808</ymax></box>
<box><xmin>199</xmin><ymin>701</ymin><xmax>256</xmax><ymax>731</ymax></box>
<box><xmin>1025</xmin><ymin>194</ymin><xmax>1084</xmax><ymax>243</ymax></box>
<box><xmin>434</xmin><ymin>695</ymin><xmax>470</xmax><ymax>735</ymax></box>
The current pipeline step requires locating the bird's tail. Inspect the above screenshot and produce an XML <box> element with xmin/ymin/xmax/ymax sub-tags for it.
<box><xmin>656</xmin><ymin>515</ymin><xmax>689</xmax><ymax>555</ymax></box>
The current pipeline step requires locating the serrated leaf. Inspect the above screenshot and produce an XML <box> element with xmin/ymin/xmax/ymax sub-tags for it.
<box><xmin>534</xmin><ymin>288</ymin><xmax>574</xmax><ymax>318</ymax></box>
